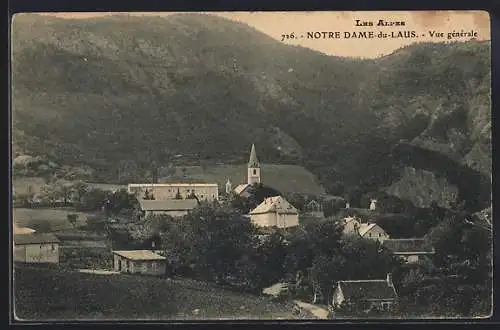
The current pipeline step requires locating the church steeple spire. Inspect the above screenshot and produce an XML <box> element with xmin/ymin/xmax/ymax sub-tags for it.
<box><xmin>248</xmin><ymin>143</ymin><xmax>260</xmax><ymax>168</ymax></box>
<box><xmin>247</xmin><ymin>143</ymin><xmax>261</xmax><ymax>185</ymax></box>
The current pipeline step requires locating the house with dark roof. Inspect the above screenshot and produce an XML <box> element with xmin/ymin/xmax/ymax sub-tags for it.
<box><xmin>331</xmin><ymin>274</ymin><xmax>397</xmax><ymax>313</ymax></box>
<box><xmin>381</xmin><ymin>238</ymin><xmax>435</xmax><ymax>263</ymax></box>
<box><xmin>14</xmin><ymin>233</ymin><xmax>60</xmax><ymax>264</ymax></box>
<box><xmin>137</xmin><ymin>199</ymin><xmax>199</xmax><ymax>218</ymax></box>
<box><xmin>113</xmin><ymin>250</ymin><xmax>167</xmax><ymax>276</ymax></box>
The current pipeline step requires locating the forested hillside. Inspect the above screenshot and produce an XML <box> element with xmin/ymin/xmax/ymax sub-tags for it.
<box><xmin>11</xmin><ymin>13</ymin><xmax>491</xmax><ymax>212</ymax></box>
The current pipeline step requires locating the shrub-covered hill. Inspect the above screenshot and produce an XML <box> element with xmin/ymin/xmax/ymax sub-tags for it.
<box><xmin>11</xmin><ymin>13</ymin><xmax>491</xmax><ymax>211</ymax></box>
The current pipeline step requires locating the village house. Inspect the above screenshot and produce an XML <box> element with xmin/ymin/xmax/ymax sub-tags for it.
<box><xmin>137</xmin><ymin>199</ymin><xmax>199</xmax><ymax>218</ymax></box>
<box><xmin>112</xmin><ymin>250</ymin><xmax>167</xmax><ymax>276</ymax></box>
<box><xmin>249</xmin><ymin>195</ymin><xmax>299</xmax><ymax>229</ymax></box>
<box><xmin>331</xmin><ymin>274</ymin><xmax>398</xmax><ymax>312</ymax></box>
<box><xmin>358</xmin><ymin>223</ymin><xmax>390</xmax><ymax>242</ymax></box>
<box><xmin>340</xmin><ymin>217</ymin><xmax>390</xmax><ymax>242</ymax></box>
<box><xmin>14</xmin><ymin>233</ymin><xmax>60</xmax><ymax>264</ymax></box>
<box><xmin>128</xmin><ymin>183</ymin><xmax>219</xmax><ymax>201</ymax></box>
<box><xmin>381</xmin><ymin>238</ymin><xmax>435</xmax><ymax>263</ymax></box>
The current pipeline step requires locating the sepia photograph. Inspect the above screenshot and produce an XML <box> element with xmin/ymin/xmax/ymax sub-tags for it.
<box><xmin>10</xmin><ymin>10</ymin><xmax>492</xmax><ymax>321</ymax></box>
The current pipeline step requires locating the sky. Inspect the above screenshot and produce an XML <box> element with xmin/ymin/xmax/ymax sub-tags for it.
<box><xmin>38</xmin><ymin>11</ymin><xmax>490</xmax><ymax>58</ymax></box>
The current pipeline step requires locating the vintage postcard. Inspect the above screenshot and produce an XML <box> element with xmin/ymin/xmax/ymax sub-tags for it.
<box><xmin>10</xmin><ymin>10</ymin><xmax>492</xmax><ymax>321</ymax></box>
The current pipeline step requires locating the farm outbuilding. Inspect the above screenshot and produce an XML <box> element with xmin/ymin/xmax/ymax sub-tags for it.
<box><xmin>14</xmin><ymin>233</ymin><xmax>60</xmax><ymax>264</ymax></box>
<box><xmin>112</xmin><ymin>250</ymin><xmax>167</xmax><ymax>276</ymax></box>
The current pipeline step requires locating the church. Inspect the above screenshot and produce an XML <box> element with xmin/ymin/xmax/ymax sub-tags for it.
<box><xmin>230</xmin><ymin>143</ymin><xmax>262</xmax><ymax>196</ymax></box>
<box><xmin>227</xmin><ymin>144</ymin><xmax>299</xmax><ymax>229</ymax></box>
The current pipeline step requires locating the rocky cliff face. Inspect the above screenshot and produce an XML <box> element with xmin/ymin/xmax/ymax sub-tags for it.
<box><xmin>385</xmin><ymin>167</ymin><xmax>459</xmax><ymax>209</ymax></box>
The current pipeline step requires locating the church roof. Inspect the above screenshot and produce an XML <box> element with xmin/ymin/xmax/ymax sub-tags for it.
<box><xmin>248</xmin><ymin>144</ymin><xmax>260</xmax><ymax>168</ymax></box>
<box><xmin>234</xmin><ymin>184</ymin><xmax>250</xmax><ymax>195</ymax></box>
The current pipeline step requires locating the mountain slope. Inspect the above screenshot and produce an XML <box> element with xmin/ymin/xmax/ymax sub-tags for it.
<box><xmin>11</xmin><ymin>13</ymin><xmax>492</xmax><ymax>211</ymax></box>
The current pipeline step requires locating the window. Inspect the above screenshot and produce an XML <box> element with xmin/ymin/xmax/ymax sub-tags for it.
<box><xmin>151</xmin><ymin>262</ymin><xmax>157</xmax><ymax>269</ymax></box>
<box><xmin>369</xmin><ymin>233</ymin><xmax>372</xmax><ymax>237</ymax></box>
<box><xmin>253</xmin><ymin>169</ymin><xmax>257</xmax><ymax>175</ymax></box>
<box><xmin>379</xmin><ymin>233</ymin><xmax>382</xmax><ymax>237</ymax></box>
<box><xmin>51</xmin><ymin>244</ymin><xmax>56</xmax><ymax>251</ymax></box>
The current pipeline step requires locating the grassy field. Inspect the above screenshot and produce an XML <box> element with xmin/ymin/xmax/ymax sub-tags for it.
<box><xmin>14</xmin><ymin>265</ymin><xmax>308</xmax><ymax>320</ymax></box>
<box><xmin>13</xmin><ymin>208</ymin><xmax>97</xmax><ymax>231</ymax></box>
<box><xmin>12</xmin><ymin>177</ymin><xmax>126</xmax><ymax>195</ymax></box>
<box><xmin>165</xmin><ymin>164</ymin><xmax>325</xmax><ymax>195</ymax></box>
<box><xmin>13</xmin><ymin>163</ymin><xmax>325</xmax><ymax>196</ymax></box>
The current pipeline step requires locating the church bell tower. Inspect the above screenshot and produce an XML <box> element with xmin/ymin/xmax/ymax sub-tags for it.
<box><xmin>247</xmin><ymin>143</ymin><xmax>261</xmax><ymax>185</ymax></box>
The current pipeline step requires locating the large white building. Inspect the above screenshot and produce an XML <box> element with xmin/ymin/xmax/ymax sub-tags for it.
<box><xmin>128</xmin><ymin>183</ymin><xmax>219</xmax><ymax>202</ymax></box>
<box><xmin>249</xmin><ymin>196</ymin><xmax>299</xmax><ymax>229</ymax></box>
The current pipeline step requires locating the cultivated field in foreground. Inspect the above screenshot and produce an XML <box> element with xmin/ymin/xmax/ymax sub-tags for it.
<box><xmin>13</xmin><ymin>208</ymin><xmax>97</xmax><ymax>231</ymax></box>
<box><xmin>14</xmin><ymin>265</ymin><xmax>308</xmax><ymax>320</ymax></box>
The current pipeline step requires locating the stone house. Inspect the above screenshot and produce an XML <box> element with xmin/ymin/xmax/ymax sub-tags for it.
<box><xmin>340</xmin><ymin>217</ymin><xmax>389</xmax><ymax>242</ymax></box>
<box><xmin>249</xmin><ymin>196</ymin><xmax>299</xmax><ymax>229</ymax></box>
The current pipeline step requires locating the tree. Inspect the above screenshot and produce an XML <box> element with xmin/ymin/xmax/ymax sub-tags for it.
<box><xmin>67</xmin><ymin>213</ymin><xmax>79</xmax><ymax>227</ymax></box>
<box><xmin>129</xmin><ymin>214</ymin><xmax>173</xmax><ymax>247</ymax></box>
<box><xmin>175</xmin><ymin>188</ymin><xmax>182</xmax><ymax>200</ymax></box>
<box><xmin>78</xmin><ymin>188</ymin><xmax>110</xmax><ymax>211</ymax></box>
<box><xmin>85</xmin><ymin>215</ymin><xmax>106</xmax><ymax>232</ymax></box>
<box><xmin>160</xmin><ymin>204</ymin><xmax>256</xmax><ymax>283</ymax></box>
<box><xmin>70</xmin><ymin>181</ymin><xmax>89</xmax><ymax>205</ymax></box>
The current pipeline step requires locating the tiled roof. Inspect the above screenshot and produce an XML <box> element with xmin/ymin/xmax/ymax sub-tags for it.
<box><xmin>339</xmin><ymin>280</ymin><xmax>397</xmax><ymax>300</ymax></box>
<box><xmin>234</xmin><ymin>184</ymin><xmax>250</xmax><ymax>195</ymax></box>
<box><xmin>113</xmin><ymin>250</ymin><xmax>166</xmax><ymax>261</ymax></box>
<box><xmin>250</xmin><ymin>196</ymin><xmax>298</xmax><ymax>215</ymax></box>
<box><xmin>382</xmin><ymin>238</ymin><xmax>435</xmax><ymax>254</ymax></box>
<box><xmin>129</xmin><ymin>183</ymin><xmax>218</xmax><ymax>188</ymax></box>
<box><xmin>14</xmin><ymin>233</ymin><xmax>60</xmax><ymax>245</ymax></box>
<box><xmin>138</xmin><ymin>199</ymin><xmax>198</xmax><ymax>211</ymax></box>
<box><xmin>358</xmin><ymin>223</ymin><xmax>377</xmax><ymax>236</ymax></box>
<box><xmin>14</xmin><ymin>226</ymin><xmax>36</xmax><ymax>235</ymax></box>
